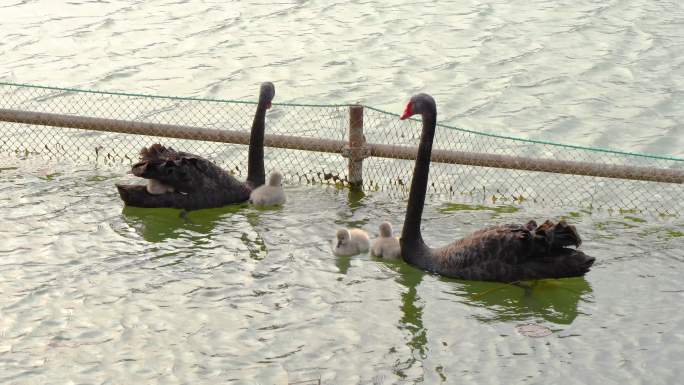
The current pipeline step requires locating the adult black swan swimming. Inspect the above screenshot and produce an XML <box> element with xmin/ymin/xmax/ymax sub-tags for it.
<box><xmin>398</xmin><ymin>93</ymin><xmax>595</xmax><ymax>282</ymax></box>
<box><xmin>115</xmin><ymin>82</ymin><xmax>276</xmax><ymax>210</ymax></box>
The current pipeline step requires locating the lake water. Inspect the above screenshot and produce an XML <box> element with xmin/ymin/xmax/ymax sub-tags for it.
<box><xmin>1</xmin><ymin>0</ymin><xmax>683</xmax><ymax>156</ymax></box>
<box><xmin>1</xmin><ymin>1</ymin><xmax>684</xmax><ymax>384</ymax></box>
<box><xmin>1</xmin><ymin>159</ymin><xmax>683</xmax><ymax>384</ymax></box>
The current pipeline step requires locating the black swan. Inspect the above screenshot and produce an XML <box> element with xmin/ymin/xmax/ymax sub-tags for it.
<box><xmin>115</xmin><ymin>82</ymin><xmax>276</xmax><ymax>210</ymax></box>
<box><xmin>398</xmin><ymin>93</ymin><xmax>595</xmax><ymax>282</ymax></box>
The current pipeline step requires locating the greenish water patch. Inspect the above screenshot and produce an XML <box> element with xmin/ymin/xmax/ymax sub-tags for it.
<box><xmin>636</xmin><ymin>226</ymin><xmax>684</xmax><ymax>241</ymax></box>
<box><xmin>594</xmin><ymin>220</ymin><xmax>638</xmax><ymax>232</ymax></box>
<box><xmin>121</xmin><ymin>203</ymin><xmax>248</xmax><ymax>242</ymax></box>
<box><xmin>439</xmin><ymin>202</ymin><xmax>520</xmax><ymax>216</ymax></box>
<box><xmin>666</xmin><ymin>230</ymin><xmax>683</xmax><ymax>238</ymax></box>
<box><xmin>623</xmin><ymin>216</ymin><xmax>647</xmax><ymax>223</ymax></box>
<box><xmin>86</xmin><ymin>174</ymin><xmax>118</xmax><ymax>182</ymax></box>
<box><xmin>38</xmin><ymin>172</ymin><xmax>62</xmax><ymax>180</ymax></box>
<box><xmin>444</xmin><ymin>277</ymin><xmax>592</xmax><ymax>325</ymax></box>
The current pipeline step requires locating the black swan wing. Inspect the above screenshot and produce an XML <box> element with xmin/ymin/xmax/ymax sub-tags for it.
<box><xmin>118</xmin><ymin>144</ymin><xmax>251</xmax><ymax>209</ymax></box>
<box><xmin>432</xmin><ymin>221</ymin><xmax>594</xmax><ymax>282</ymax></box>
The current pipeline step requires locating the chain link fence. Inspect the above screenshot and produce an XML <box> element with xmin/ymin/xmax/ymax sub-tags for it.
<box><xmin>1</xmin><ymin>82</ymin><xmax>683</xmax><ymax>216</ymax></box>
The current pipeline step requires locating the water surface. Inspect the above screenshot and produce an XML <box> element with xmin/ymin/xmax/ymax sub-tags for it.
<box><xmin>1</xmin><ymin>0</ymin><xmax>683</xmax><ymax>155</ymax></box>
<box><xmin>1</xmin><ymin>1</ymin><xmax>684</xmax><ymax>383</ymax></box>
<box><xmin>1</xmin><ymin>161</ymin><xmax>682</xmax><ymax>384</ymax></box>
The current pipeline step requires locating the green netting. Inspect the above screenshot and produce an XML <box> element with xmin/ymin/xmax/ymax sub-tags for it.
<box><xmin>1</xmin><ymin>82</ymin><xmax>682</xmax><ymax>216</ymax></box>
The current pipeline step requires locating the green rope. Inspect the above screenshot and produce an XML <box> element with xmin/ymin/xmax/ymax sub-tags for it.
<box><xmin>361</xmin><ymin>107</ymin><xmax>684</xmax><ymax>163</ymax></box>
<box><xmin>0</xmin><ymin>81</ymin><xmax>349</xmax><ymax>108</ymax></box>
<box><xmin>1</xmin><ymin>81</ymin><xmax>682</xmax><ymax>162</ymax></box>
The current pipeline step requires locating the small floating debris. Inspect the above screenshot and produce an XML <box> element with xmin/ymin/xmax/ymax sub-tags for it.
<box><xmin>516</xmin><ymin>323</ymin><xmax>552</xmax><ymax>338</ymax></box>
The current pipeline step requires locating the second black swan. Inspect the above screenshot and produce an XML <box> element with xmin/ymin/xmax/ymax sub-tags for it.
<box><xmin>398</xmin><ymin>93</ymin><xmax>595</xmax><ymax>282</ymax></box>
<box><xmin>115</xmin><ymin>82</ymin><xmax>276</xmax><ymax>210</ymax></box>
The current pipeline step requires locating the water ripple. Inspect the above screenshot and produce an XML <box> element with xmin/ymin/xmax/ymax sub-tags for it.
<box><xmin>2</xmin><ymin>1</ymin><xmax>684</xmax><ymax>383</ymax></box>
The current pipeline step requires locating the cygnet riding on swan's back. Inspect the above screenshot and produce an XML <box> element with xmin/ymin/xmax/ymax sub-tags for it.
<box><xmin>115</xmin><ymin>82</ymin><xmax>276</xmax><ymax>210</ymax></box>
<box><xmin>398</xmin><ymin>93</ymin><xmax>595</xmax><ymax>282</ymax></box>
<box><xmin>146</xmin><ymin>179</ymin><xmax>174</xmax><ymax>195</ymax></box>
<box><xmin>250</xmin><ymin>171</ymin><xmax>286</xmax><ymax>206</ymax></box>
<box><xmin>333</xmin><ymin>228</ymin><xmax>370</xmax><ymax>256</ymax></box>
<box><xmin>371</xmin><ymin>222</ymin><xmax>401</xmax><ymax>260</ymax></box>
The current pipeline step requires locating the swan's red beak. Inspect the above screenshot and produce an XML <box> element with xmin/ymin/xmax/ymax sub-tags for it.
<box><xmin>266</xmin><ymin>101</ymin><xmax>272</xmax><ymax>109</ymax></box>
<box><xmin>400</xmin><ymin>102</ymin><xmax>413</xmax><ymax>120</ymax></box>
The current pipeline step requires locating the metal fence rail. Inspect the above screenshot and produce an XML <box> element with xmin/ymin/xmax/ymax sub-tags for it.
<box><xmin>1</xmin><ymin>107</ymin><xmax>682</xmax><ymax>185</ymax></box>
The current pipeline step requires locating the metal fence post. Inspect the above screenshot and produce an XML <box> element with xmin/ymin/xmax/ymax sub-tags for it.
<box><xmin>346</xmin><ymin>104</ymin><xmax>368</xmax><ymax>189</ymax></box>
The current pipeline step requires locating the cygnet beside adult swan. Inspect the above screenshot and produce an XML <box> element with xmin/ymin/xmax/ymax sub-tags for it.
<box><xmin>250</xmin><ymin>171</ymin><xmax>286</xmax><ymax>206</ymax></box>
<box><xmin>398</xmin><ymin>93</ymin><xmax>595</xmax><ymax>282</ymax></box>
<box><xmin>333</xmin><ymin>228</ymin><xmax>370</xmax><ymax>256</ymax></box>
<box><xmin>371</xmin><ymin>222</ymin><xmax>401</xmax><ymax>260</ymax></box>
<box><xmin>115</xmin><ymin>82</ymin><xmax>276</xmax><ymax>210</ymax></box>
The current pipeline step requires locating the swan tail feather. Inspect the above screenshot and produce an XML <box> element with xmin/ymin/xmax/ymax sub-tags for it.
<box><xmin>519</xmin><ymin>248</ymin><xmax>595</xmax><ymax>280</ymax></box>
<box><xmin>535</xmin><ymin>220</ymin><xmax>582</xmax><ymax>249</ymax></box>
<box><xmin>130</xmin><ymin>144</ymin><xmax>208</xmax><ymax>192</ymax></box>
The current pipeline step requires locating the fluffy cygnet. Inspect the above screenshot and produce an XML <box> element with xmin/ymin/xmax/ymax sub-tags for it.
<box><xmin>371</xmin><ymin>221</ymin><xmax>401</xmax><ymax>260</ymax></box>
<box><xmin>146</xmin><ymin>179</ymin><xmax>175</xmax><ymax>195</ymax></box>
<box><xmin>333</xmin><ymin>228</ymin><xmax>370</xmax><ymax>256</ymax></box>
<box><xmin>250</xmin><ymin>171</ymin><xmax>286</xmax><ymax>206</ymax></box>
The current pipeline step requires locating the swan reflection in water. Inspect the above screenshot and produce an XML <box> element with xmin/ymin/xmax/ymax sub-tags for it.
<box><xmin>120</xmin><ymin>205</ymin><xmax>270</xmax><ymax>261</ymax></box>
<box><xmin>121</xmin><ymin>205</ymin><xmax>243</xmax><ymax>242</ymax></box>
<box><xmin>385</xmin><ymin>262</ymin><xmax>593</xmax><ymax>378</ymax></box>
<box><xmin>443</xmin><ymin>276</ymin><xmax>593</xmax><ymax>325</ymax></box>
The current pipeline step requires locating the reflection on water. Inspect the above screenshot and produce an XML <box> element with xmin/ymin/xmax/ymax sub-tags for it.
<box><xmin>121</xmin><ymin>203</ymin><xmax>278</xmax><ymax>263</ymax></box>
<box><xmin>340</xmin><ymin>188</ymin><xmax>369</xmax><ymax>227</ymax></box>
<box><xmin>448</xmin><ymin>277</ymin><xmax>593</xmax><ymax>325</ymax></box>
<box><xmin>392</xmin><ymin>262</ymin><xmax>428</xmax><ymax>379</ymax></box>
<box><xmin>346</xmin><ymin>189</ymin><xmax>366</xmax><ymax>210</ymax></box>
<box><xmin>121</xmin><ymin>205</ymin><xmax>241</xmax><ymax>242</ymax></box>
<box><xmin>386</xmin><ymin>263</ymin><xmax>593</xmax><ymax>381</ymax></box>
<box><xmin>334</xmin><ymin>254</ymin><xmax>353</xmax><ymax>276</ymax></box>
<box><xmin>2</xmin><ymin>165</ymin><xmax>683</xmax><ymax>384</ymax></box>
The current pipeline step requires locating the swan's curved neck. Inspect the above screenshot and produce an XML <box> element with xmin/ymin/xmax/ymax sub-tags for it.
<box><xmin>246</xmin><ymin>103</ymin><xmax>267</xmax><ymax>188</ymax></box>
<box><xmin>401</xmin><ymin>110</ymin><xmax>436</xmax><ymax>258</ymax></box>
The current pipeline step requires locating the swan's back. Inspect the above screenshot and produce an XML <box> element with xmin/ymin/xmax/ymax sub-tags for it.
<box><xmin>116</xmin><ymin>144</ymin><xmax>251</xmax><ymax>209</ymax></box>
<box><xmin>431</xmin><ymin>220</ymin><xmax>595</xmax><ymax>282</ymax></box>
<box><xmin>135</xmin><ymin>144</ymin><xmax>241</xmax><ymax>192</ymax></box>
